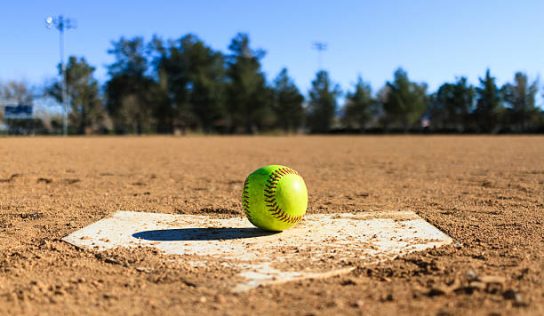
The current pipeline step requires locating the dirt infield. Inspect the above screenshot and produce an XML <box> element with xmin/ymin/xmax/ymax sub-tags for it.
<box><xmin>0</xmin><ymin>136</ymin><xmax>543</xmax><ymax>315</ymax></box>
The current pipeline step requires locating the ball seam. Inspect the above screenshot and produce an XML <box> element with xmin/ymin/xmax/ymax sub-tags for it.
<box><xmin>263</xmin><ymin>167</ymin><xmax>304</xmax><ymax>225</ymax></box>
<box><xmin>242</xmin><ymin>178</ymin><xmax>255</xmax><ymax>225</ymax></box>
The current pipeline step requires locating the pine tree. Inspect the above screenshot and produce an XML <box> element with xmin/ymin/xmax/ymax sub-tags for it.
<box><xmin>307</xmin><ymin>70</ymin><xmax>340</xmax><ymax>133</ymax></box>
<box><xmin>225</xmin><ymin>33</ymin><xmax>270</xmax><ymax>133</ymax></box>
<box><xmin>343</xmin><ymin>76</ymin><xmax>374</xmax><ymax>132</ymax></box>
<box><xmin>475</xmin><ymin>69</ymin><xmax>502</xmax><ymax>133</ymax></box>
<box><xmin>48</xmin><ymin>56</ymin><xmax>106</xmax><ymax>134</ymax></box>
<box><xmin>272</xmin><ymin>68</ymin><xmax>304</xmax><ymax>133</ymax></box>
<box><xmin>501</xmin><ymin>72</ymin><xmax>539</xmax><ymax>132</ymax></box>
<box><xmin>105</xmin><ymin>37</ymin><xmax>159</xmax><ymax>134</ymax></box>
<box><xmin>152</xmin><ymin>34</ymin><xmax>226</xmax><ymax>133</ymax></box>
<box><xmin>382</xmin><ymin>68</ymin><xmax>427</xmax><ymax>131</ymax></box>
<box><xmin>432</xmin><ymin>77</ymin><xmax>474</xmax><ymax>132</ymax></box>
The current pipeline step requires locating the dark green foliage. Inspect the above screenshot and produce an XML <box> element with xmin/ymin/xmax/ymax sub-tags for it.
<box><xmin>225</xmin><ymin>33</ymin><xmax>271</xmax><ymax>133</ymax></box>
<box><xmin>501</xmin><ymin>72</ymin><xmax>539</xmax><ymax>132</ymax></box>
<box><xmin>342</xmin><ymin>76</ymin><xmax>374</xmax><ymax>132</ymax></box>
<box><xmin>382</xmin><ymin>68</ymin><xmax>427</xmax><ymax>131</ymax></box>
<box><xmin>307</xmin><ymin>70</ymin><xmax>340</xmax><ymax>133</ymax></box>
<box><xmin>475</xmin><ymin>69</ymin><xmax>502</xmax><ymax>133</ymax></box>
<box><xmin>430</xmin><ymin>77</ymin><xmax>474</xmax><ymax>132</ymax></box>
<box><xmin>105</xmin><ymin>37</ymin><xmax>159</xmax><ymax>134</ymax></box>
<box><xmin>107</xmin><ymin>37</ymin><xmax>148</xmax><ymax>77</ymax></box>
<box><xmin>48</xmin><ymin>56</ymin><xmax>105</xmax><ymax>134</ymax></box>
<box><xmin>17</xmin><ymin>31</ymin><xmax>542</xmax><ymax>135</ymax></box>
<box><xmin>151</xmin><ymin>34</ymin><xmax>226</xmax><ymax>133</ymax></box>
<box><xmin>272</xmin><ymin>68</ymin><xmax>304</xmax><ymax>133</ymax></box>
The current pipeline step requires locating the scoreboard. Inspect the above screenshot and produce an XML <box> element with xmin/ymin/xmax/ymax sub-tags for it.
<box><xmin>4</xmin><ymin>105</ymin><xmax>33</xmax><ymax>119</ymax></box>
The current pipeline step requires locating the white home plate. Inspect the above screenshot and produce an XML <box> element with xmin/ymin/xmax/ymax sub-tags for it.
<box><xmin>63</xmin><ymin>211</ymin><xmax>452</xmax><ymax>292</ymax></box>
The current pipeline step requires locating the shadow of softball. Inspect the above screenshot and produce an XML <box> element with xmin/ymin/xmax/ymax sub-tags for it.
<box><xmin>132</xmin><ymin>227</ymin><xmax>278</xmax><ymax>241</ymax></box>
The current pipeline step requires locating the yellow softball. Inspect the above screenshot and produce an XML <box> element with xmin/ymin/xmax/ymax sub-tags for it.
<box><xmin>242</xmin><ymin>165</ymin><xmax>308</xmax><ymax>231</ymax></box>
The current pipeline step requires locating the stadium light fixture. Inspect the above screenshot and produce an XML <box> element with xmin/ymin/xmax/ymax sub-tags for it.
<box><xmin>45</xmin><ymin>15</ymin><xmax>77</xmax><ymax>136</ymax></box>
<box><xmin>312</xmin><ymin>42</ymin><xmax>328</xmax><ymax>70</ymax></box>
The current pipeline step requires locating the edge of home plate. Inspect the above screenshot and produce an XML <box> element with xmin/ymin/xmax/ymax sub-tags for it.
<box><xmin>63</xmin><ymin>211</ymin><xmax>453</xmax><ymax>292</ymax></box>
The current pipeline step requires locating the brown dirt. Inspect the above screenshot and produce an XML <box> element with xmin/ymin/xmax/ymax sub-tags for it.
<box><xmin>0</xmin><ymin>136</ymin><xmax>543</xmax><ymax>315</ymax></box>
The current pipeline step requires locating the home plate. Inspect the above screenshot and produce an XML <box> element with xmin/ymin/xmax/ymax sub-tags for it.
<box><xmin>63</xmin><ymin>211</ymin><xmax>453</xmax><ymax>292</ymax></box>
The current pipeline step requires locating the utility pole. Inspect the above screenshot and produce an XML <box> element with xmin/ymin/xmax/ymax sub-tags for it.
<box><xmin>312</xmin><ymin>42</ymin><xmax>327</xmax><ymax>70</ymax></box>
<box><xmin>46</xmin><ymin>15</ymin><xmax>76</xmax><ymax>136</ymax></box>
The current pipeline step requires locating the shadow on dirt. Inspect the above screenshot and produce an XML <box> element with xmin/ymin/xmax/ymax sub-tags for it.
<box><xmin>132</xmin><ymin>227</ymin><xmax>277</xmax><ymax>241</ymax></box>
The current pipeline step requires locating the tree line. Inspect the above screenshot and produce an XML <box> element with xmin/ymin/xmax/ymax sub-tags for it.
<box><xmin>2</xmin><ymin>32</ymin><xmax>544</xmax><ymax>134</ymax></box>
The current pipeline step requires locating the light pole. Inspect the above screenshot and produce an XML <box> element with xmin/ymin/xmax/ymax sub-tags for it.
<box><xmin>312</xmin><ymin>42</ymin><xmax>327</xmax><ymax>70</ymax></box>
<box><xmin>46</xmin><ymin>15</ymin><xmax>76</xmax><ymax>136</ymax></box>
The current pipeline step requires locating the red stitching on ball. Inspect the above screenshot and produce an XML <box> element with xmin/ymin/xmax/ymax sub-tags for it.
<box><xmin>242</xmin><ymin>178</ymin><xmax>255</xmax><ymax>225</ymax></box>
<box><xmin>263</xmin><ymin>167</ymin><xmax>303</xmax><ymax>225</ymax></box>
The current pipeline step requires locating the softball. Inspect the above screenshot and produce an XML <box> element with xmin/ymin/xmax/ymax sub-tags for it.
<box><xmin>242</xmin><ymin>165</ymin><xmax>308</xmax><ymax>231</ymax></box>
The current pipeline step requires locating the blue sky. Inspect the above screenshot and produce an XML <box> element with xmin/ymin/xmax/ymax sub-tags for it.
<box><xmin>1</xmin><ymin>0</ymin><xmax>543</xmax><ymax>94</ymax></box>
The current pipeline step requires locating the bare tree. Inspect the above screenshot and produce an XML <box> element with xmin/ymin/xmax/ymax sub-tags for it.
<box><xmin>0</xmin><ymin>80</ymin><xmax>34</xmax><ymax>104</ymax></box>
